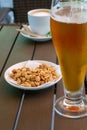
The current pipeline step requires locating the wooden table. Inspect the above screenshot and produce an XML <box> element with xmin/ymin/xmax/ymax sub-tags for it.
<box><xmin>0</xmin><ymin>25</ymin><xmax>87</xmax><ymax>130</ymax></box>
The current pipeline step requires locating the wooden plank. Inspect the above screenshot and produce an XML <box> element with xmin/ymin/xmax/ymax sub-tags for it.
<box><xmin>3</xmin><ymin>31</ymin><xmax>35</xmax><ymax>65</ymax></box>
<box><xmin>17</xmin><ymin>88</ymin><xmax>54</xmax><ymax>130</ymax></box>
<box><xmin>16</xmin><ymin>41</ymin><xmax>57</xmax><ymax>130</ymax></box>
<box><xmin>0</xmin><ymin>25</ymin><xmax>35</xmax><ymax>130</ymax></box>
<box><xmin>55</xmin><ymin>112</ymin><xmax>87</xmax><ymax>130</ymax></box>
<box><xmin>34</xmin><ymin>41</ymin><xmax>56</xmax><ymax>61</ymax></box>
<box><xmin>0</xmin><ymin>25</ymin><xmax>19</xmax><ymax>75</ymax></box>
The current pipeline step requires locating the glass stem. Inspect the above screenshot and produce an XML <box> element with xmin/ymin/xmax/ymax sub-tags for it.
<box><xmin>63</xmin><ymin>87</ymin><xmax>85</xmax><ymax>111</ymax></box>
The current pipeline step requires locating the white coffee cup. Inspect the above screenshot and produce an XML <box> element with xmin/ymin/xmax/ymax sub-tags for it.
<box><xmin>27</xmin><ymin>9</ymin><xmax>50</xmax><ymax>35</ymax></box>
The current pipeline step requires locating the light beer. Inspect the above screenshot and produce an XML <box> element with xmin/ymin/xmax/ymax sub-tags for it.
<box><xmin>51</xmin><ymin>4</ymin><xmax>87</xmax><ymax>92</ymax></box>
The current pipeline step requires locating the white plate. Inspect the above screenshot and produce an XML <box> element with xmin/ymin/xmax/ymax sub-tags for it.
<box><xmin>21</xmin><ymin>26</ymin><xmax>52</xmax><ymax>42</ymax></box>
<box><xmin>4</xmin><ymin>60</ymin><xmax>62</xmax><ymax>90</ymax></box>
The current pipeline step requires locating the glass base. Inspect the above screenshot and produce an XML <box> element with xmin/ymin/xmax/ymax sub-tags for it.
<box><xmin>54</xmin><ymin>96</ymin><xmax>87</xmax><ymax>118</ymax></box>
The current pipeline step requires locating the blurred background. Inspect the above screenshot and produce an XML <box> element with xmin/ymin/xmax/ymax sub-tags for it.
<box><xmin>0</xmin><ymin>0</ymin><xmax>14</xmax><ymax>24</ymax></box>
<box><xmin>0</xmin><ymin>0</ymin><xmax>51</xmax><ymax>24</ymax></box>
<box><xmin>0</xmin><ymin>0</ymin><xmax>87</xmax><ymax>24</ymax></box>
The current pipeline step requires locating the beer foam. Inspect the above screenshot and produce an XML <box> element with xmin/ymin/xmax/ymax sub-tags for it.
<box><xmin>52</xmin><ymin>2</ymin><xmax>87</xmax><ymax>23</ymax></box>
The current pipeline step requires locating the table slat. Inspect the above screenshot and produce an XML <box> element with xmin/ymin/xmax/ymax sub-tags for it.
<box><xmin>0</xmin><ymin>25</ymin><xmax>19</xmax><ymax>75</ymax></box>
<box><xmin>0</xmin><ymin>25</ymin><xmax>35</xmax><ymax>130</ymax></box>
<box><xmin>16</xmin><ymin>41</ymin><xmax>57</xmax><ymax>130</ymax></box>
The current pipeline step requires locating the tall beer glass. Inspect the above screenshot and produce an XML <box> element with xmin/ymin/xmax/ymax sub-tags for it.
<box><xmin>50</xmin><ymin>0</ymin><xmax>87</xmax><ymax>118</ymax></box>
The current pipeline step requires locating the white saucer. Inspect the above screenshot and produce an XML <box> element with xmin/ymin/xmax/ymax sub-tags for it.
<box><xmin>4</xmin><ymin>60</ymin><xmax>62</xmax><ymax>90</ymax></box>
<box><xmin>20</xmin><ymin>26</ymin><xmax>52</xmax><ymax>42</ymax></box>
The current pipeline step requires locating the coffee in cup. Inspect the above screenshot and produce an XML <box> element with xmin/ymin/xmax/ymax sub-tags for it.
<box><xmin>27</xmin><ymin>9</ymin><xmax>50</xmax><ymax>35</ymax></box>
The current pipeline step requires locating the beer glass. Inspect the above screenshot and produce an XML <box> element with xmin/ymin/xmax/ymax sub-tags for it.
<box><xmin>50</xmin><ymin>0</ymin><xmax>87</xmax><ymax>118</ymax></box>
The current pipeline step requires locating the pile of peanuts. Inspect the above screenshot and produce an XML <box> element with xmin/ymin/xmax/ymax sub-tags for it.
<box><xmin>9</xmin><ymin>64</ymin><xmax>59</xmax><ymax>87</ymax></box>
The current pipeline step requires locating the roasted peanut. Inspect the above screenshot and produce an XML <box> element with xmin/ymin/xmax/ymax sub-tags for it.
<box><xmin>9</xmin><ymin>64</ymin><xmax>59</xmax><ymax>87</ymax></box>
